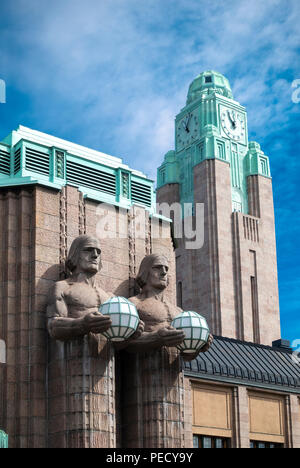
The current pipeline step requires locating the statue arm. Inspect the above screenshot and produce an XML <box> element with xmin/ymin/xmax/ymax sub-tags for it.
<box><xmin>47</xmin><ymin>283</ymin><xmax>112</xmax><ymax>341</ymax></box>
<box><xmin>47</xmin><ymin>316</ymin><xmax>87</xmax><ymax>341</ymax></box>
<box><xmin>47</xmin><ymin>283</ymin><xmax>86</xmax><ymax>341</ymax></box>
<box><xmin>118</xmin><ymin>331</ymin><xmax>162</xmax><ymax>353</ymax></box>
<box><xmin>121</xmin><ymin>327</ymin><xmax>186</xmax><ymax>353</ymax></box>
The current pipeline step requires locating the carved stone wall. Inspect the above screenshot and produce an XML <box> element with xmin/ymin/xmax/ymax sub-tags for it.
<box><xmin>0</xmin><ymin>185</ymin><xmax>177</xmax><ymax>448</ymax></box>
<box><xmin>0</xmin><ymin>188</ymin><xmax>47</xmax><ymax>447</ymax></box>
<box><xmin>157</xmin><ymin>160</ymin><xmax>281</xmax><ymax>345</ymax></box>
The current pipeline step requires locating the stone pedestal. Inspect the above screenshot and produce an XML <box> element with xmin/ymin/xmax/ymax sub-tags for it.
<box><xmin>48</xmin><ymin>334</ymin><xmax>115</xmax><ymax>448</ymax></box>
<box><xmin>121</xmin><ymin>348</ymin><xmax>185</xmax><ymax>448</ymax></box>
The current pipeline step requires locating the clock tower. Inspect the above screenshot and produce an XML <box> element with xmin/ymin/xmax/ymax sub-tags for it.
<box><xmin>157</xmin><ymin>71</ymin><xmax>281</xmax><ymax>346</ymax></box>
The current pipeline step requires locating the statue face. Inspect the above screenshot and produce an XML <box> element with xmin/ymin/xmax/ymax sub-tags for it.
<box><xmin>147</xmin><ymin>257</ymin><xmax>169</xmax><ymax>291</ymax></box>
<box><xmin>77</xmin><ymin>239</ymin><xmax>102</xmax><ymax>274</ymax></box>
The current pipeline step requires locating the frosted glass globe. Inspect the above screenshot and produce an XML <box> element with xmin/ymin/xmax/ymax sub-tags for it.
<box><xmin>171</xmin><ymin>311</ymin><xmax>210</xmax><ymax>353</ymax></box>
<box><xmin>99</xmin><ymin>297</ymin><xmax>140</xmax><ymax>342</ymax></box>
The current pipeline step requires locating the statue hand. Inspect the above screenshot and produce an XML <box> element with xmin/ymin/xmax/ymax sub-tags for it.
<box><xmin>181</xmin><ymin>334</ymin><xmax>213</xmax><ymax>361</ymax></box>
<box><xmin>181</xmin><ymin>351</ymin><xmax>199</xmax><ymax>362</ymax></box>
<box><xmin>198</xmin><ymin>334</ymin><xmax>213</xmax><ymax>353</ymax></box>
<box><xmin>83</xmin><ymin>311</ymin><xmax>112</xmax><ymax>334</ymax></box>
<box><xmin>157</xmin><ymin>326</ymin><xmax>186</xmax><ymax>347</ymax></box>
<box><xmin>131</xmin><ymin>320</ymin><xmax>145</xmax><ymax>340</ymax></box>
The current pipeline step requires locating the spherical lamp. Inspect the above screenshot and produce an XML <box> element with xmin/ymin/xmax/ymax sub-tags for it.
<box><xmin>171</xmin><ymin>311</ymin><xmax>210</xmax><ymax>354</ymax></box>
<box><xmin>99</xmin><ymin>296</ymin><xmax>140</xmax><ymax>342</ymax></box>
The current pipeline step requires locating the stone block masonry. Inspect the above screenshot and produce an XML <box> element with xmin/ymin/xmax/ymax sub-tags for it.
<box><xmin>0</xmin><ymin>185</ymin><xmax>178</xmax><ymax>448</ymax></box>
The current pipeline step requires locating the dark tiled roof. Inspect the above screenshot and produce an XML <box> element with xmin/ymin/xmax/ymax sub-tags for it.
<box><xmin>184</xmin><ymin>336</ymin><xmax>300</xmax><ymax>393</ymax></box>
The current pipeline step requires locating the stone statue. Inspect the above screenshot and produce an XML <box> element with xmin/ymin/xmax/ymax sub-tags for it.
<box><xmin>124</xmin><ymin>254</ymin><xmax>213</xmax><ymax>359</ymax></box>
<box><xmin>47</xmin><ymin>235</ymin><xmax>113</xmax><ymax>341</ymax></box>
<box><xmin>46</xmin><ymin>234</ymin><xmax>124</xmax><ymax>448</ymax></box>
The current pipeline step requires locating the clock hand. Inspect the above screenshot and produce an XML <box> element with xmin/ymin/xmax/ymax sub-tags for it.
<box><xmin>185</xmin><ymin>114</ymin><xmax>191</xmax><ymax>133</ymax></box>
<box><xmin>227</xmin><ymin>110</ymin><xmax>236</xmax><ymax>129</ymax></box>
<box><xmin>181</xmin><ymin>120</ymin><xmax>189</xmax><ymax>133</ymax></box>
<box><xmin>227</xmin><ymin>110</ymin><xmax>234</xmax><ymax>123</ymax></box>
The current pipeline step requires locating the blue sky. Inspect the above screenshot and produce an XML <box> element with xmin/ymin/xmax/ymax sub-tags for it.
<box><xmin>0</xmin><ymin>0</ymin><xmax>299</xmax><ymax>345</ymax></box>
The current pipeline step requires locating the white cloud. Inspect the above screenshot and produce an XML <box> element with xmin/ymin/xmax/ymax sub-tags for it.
<box><xmin>0</xmin><ymin>0</ymin><xmax>300</xmax><ymax>180</ymax></box>
<box><xmin>1</xmin><ymin>0</ymin><xmax>299</xmax><ymax>343</ymax></box>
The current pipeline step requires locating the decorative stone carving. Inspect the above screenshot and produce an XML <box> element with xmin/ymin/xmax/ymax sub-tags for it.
<box><xmin>59</xmin><ymin>186</ymin><xmax>68</xmax><ymax>279</ymax></box>
<box><xmin>125</xmin><ymin>254</ymin><xmax>213</xmax><ymax>360</ymax></box>
<box><xmin>121</xmin><ymin>254</ymin><xmax>213</xmax><ymax>448</ymax></box>
<box><xmin>47</xmin><ymin>235</ymin><xmax>113</xmax><ymax>341</ymax></box>
<box><xmin>47</xmin><ymin>234</ymin><xmax>117</xmax><ymax>448</ymax></box>
<box><xmin>78</xmin><ymin>192</ymin><xmax>86</xmax><ymax>235</ymax></box>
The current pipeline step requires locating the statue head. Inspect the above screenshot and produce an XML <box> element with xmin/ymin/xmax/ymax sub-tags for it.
<box><xmin>66</xmin><ymin>235</ymin><xmax>102</xmax><ymax>276</ymax></box>
<box><xmin>136</xmin><ymin>254</ymin><xmax>169</xmax><ymax>292</ymax></box>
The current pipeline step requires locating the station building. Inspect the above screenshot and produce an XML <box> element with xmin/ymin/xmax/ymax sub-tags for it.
<box><xmin>157</xmin><ymin>71</ymin><xmax>300</xmax><ymax>448</ymax></box>
<box><xmin>0</xmin><ymin>72</ymin><xmax>299</xmax><ymax>448</ymax></box>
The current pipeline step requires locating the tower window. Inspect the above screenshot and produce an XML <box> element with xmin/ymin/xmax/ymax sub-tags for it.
<box><xmin>250</xmin><ymin>250</ymin><xmax>260</xmax><ymax>344</ymax></box>
<box><xmin>205</xmin><ymin>76</ymin><xmax>212</xmax><ymax>83</ymax></box>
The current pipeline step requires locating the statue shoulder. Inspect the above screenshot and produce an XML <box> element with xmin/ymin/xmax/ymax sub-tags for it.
<box><xmin>128</xmin><ymin>295</ymin><xmax>141</xmax><ymax>307</ymax></box>
<box><xmin>173</xmin><ymin>304</ymin><xmax>183</xmax><ymax>315</ymax></box>
<box><xmin>48</xmin><ymin>279</ymin><xmax>71</xmax><ymax>301</ymax></box>
<box><xmin>55</xmin><ymin>278</ymin><xmax>72</xmax><ymax>290</ymax></box>
<box><xmin>98</xmin><ymin>288</ymin><xmax>113</xmax><ymax>304</ymax></box>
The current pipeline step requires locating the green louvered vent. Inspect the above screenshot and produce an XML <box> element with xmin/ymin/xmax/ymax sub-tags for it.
<box><xmin>131</xmin><ymin>180</ymin><xmax>152</xmax><ymax>207</ymax></box>
<box><xmin>25</xmin><ymin>147</ymin><xmax>50</xmax><ymax>176</ymax></box>
<box><xmin>14</xmin><ymin>148</ymin><xmax>21</xmax><ymax>174</ymax></box>
<box><xmin>66</xmin><ymin>160</ymin><xmax>116</xmax><ymax>195</ymax></box>
<box><xmin>0</xmin><ymin>149</ymin><xmax>10</xmax><ymax>175</ymax></box>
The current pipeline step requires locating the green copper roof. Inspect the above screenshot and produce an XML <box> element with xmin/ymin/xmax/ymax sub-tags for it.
<box><xmin>186</xmin><ymin>70</ymin><xmax>233</xmax><ymax>104</ymax></box>
<box><xmin>158</xmin><ymin>70</ymin><xmax>271</xmax><ymax>216</ymax></box>
<box><xmin>0</xmin><ymin>125</ymin><xmax>156</xmax><ymax>213</ymax></box>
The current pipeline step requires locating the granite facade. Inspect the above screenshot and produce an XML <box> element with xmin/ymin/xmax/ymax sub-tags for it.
<box><xmin>0</xmin><ymin>185</ymin><xmax>180</xmax><ymax>448</ymax></box>
<box><xmin>157</xmin><ymin>159</ymin><xmax>281</xmax><ymax>345</ymax></box>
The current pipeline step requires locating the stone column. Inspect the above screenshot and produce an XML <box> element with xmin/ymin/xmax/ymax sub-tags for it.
<box><xmin>47</xmin><ymin>335</ymin><xmax>115</xmax><ymax>448</ymax></box>
<box><xmin>183</xmin><ymin>378</ymin><xmax>194</xmax><ymax>448</ymax></box>
<box><xmin>121</xmin><ymin>348</ymin><xmax>185</xmax><ymax>448</ymax></box>
<box><xmin>233</xmin><ymin>386</ymin><xmax>250</xmax><ymax>448</ymax></box>
<box><xmin>0</xmin><ymin>189</ymin><xmax>39</xmax><ymax>447</ymax></box>
<box><xmin>289</xmin><ymin>395</ymin><xmax>300</xmax><ymax>448</ymax></box>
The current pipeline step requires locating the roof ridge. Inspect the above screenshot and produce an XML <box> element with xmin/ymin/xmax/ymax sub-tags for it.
<box><xmin>213</xmin><ymin>335</ymin><xmax>293</xmax><ymax>354</ymax></box>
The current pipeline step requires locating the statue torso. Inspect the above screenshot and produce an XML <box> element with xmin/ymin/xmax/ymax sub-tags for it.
<box><xmin>129</xmin><ymin>295</ymin><xmax>182</xmax><ymax>333</ymax></box>
<box><xmin>51</xmin><ymin>278</ymin><xmax>111</xmax><ymax>319</ymax></box>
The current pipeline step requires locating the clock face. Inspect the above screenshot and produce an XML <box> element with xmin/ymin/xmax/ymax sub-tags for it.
<box><xmin>176</xmin><ymin>111</ymin><xmax>199</xmax><ymax>151</ymax></box>
<box><xmin>220</xmin><ymin>107</ymin><xmax>246</xmax><ymax>143</ymax></box>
